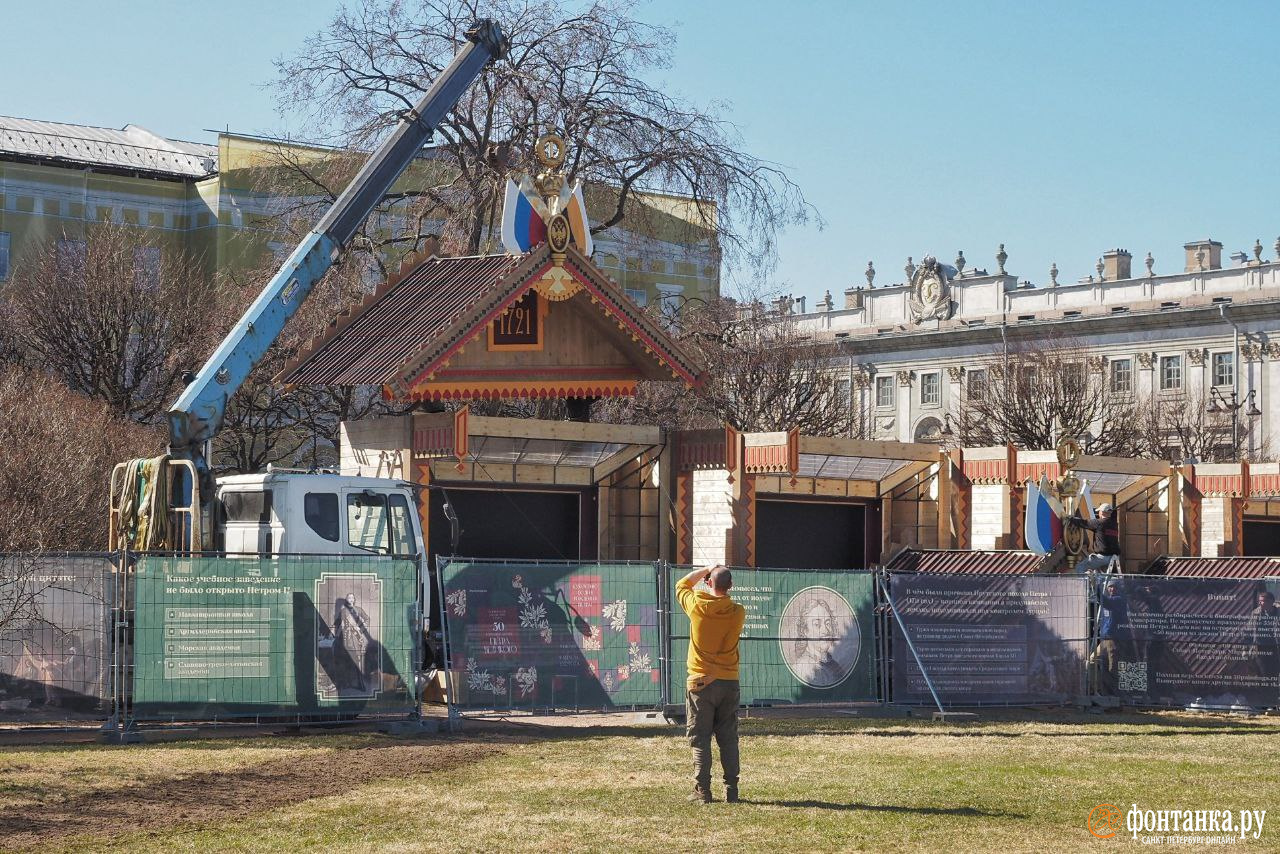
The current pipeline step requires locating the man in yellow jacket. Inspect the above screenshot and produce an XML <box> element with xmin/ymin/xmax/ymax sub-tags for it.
<box><xmin>676</xmin><ymin>565</ymin><xmax>746</xmax><ymax>804</ymax></box>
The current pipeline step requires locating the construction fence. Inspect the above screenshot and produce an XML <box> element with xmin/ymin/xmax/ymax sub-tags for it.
<box><xmin>436</xmin><ymin>560</ymin><xmax>1280</xmax><ymax>715</ymax></box>
<box><xmin>0</xmin><ymin>552</ymin><xmax>422</xmax><ymax>732</ymax></box>
<box><xmin>3</xmin><ymin>553</ymin><xmax>1278</xmax><ymax>730</ymax></box>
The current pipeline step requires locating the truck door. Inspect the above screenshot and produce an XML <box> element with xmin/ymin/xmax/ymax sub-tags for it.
<box><xmin>342</xmin><ymin>489</ymin><xmax>419</xmax><ymax>558</ymax></box>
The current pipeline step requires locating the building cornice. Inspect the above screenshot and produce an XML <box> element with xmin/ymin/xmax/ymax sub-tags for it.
<box><xmin>830</xmin><ymin>298</ymin><xmax>1280</xmax><ymax>358</ymax></box>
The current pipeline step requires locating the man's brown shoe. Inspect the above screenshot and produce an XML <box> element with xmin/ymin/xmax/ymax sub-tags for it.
<box><xmin>725</xmin><ymin>785</ymin><xmax>739</xmax><ymax>803</ymax></box>
<box><xmin>689</xmin><ymin>784</ymin><xmax>713</xmax><ymax>804</ymax></box>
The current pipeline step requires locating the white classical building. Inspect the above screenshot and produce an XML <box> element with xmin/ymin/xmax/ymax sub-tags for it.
<box><xmin>789</xmin><ymin>238</ymin><xmax>1280</xmax><ymax>459</ymax></box>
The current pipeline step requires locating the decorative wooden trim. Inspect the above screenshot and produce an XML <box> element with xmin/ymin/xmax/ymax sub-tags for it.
<box><xmin>414</xmin><ymin>460</ymin><xmax>431</xmax><ymax>555</ymax></box>
<box><xmin>412</xmin><ymin>413</ymin><xmax>455</xmax><ymax>460</ymax></box>
<box><xmin>962</xmin><ymin>457</ymin><xmax>1008</xmax><ymax>484</ymax></box>
<box><xmin>675</xmin><ymin>429</ymin><xmax>727</xmax><ymax>472</ymax></box>
<box><xmin>675</xmin><ymin>470</ymin><xmax>693</xmax><ymax>565</ymax></box>
<box><xmin>725</xmin><ymin>424</ymin><xmax>740</xmax><ymax>483</ymax></box>
<box><xmin>402</xmin><ymin>379</ymin><xmax>638</xmax><ymax>401</ymax></box>
<box><xmin>453</xmin><ymin>406</ymin><xmax>469</xmax><ymax>466</ymax></box>
<box><xmin>1249</xmin><ymin>472</ymin><xmax>1280</xmax><ymax>498</ymax></box>
<box><xmin>743</xmin><ymin>432</ymin><xmax>792</xmax><ymax>474</ymax></box>
<box><xmin>786</xmin><ymin>427</ymin><xmax>800</xmax><ymax>486</ymax></box>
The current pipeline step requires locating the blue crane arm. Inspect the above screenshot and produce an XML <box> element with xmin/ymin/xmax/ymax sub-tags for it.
<box><xmin>167</xmin><ymin>19</ymin><xmax>506</xmax><ymax>470</ymax></box>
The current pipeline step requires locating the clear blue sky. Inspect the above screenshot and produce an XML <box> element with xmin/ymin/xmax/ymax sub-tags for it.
<box><xmin>5</xmin><ymin>0</ymin><xmax>1279</xmax><ymax>300</ymax></box>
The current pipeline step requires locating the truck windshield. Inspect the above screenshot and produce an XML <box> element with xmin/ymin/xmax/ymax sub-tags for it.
<box><xmin>346</xmin><ymin>492</ymin><xmax>417</xmax><ymax>557</ymax></box>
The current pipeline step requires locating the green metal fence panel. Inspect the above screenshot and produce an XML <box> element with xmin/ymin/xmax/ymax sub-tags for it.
<box><xmin>132</xmin><ymin>555</ymin><xmax>417</xmax><ymax>720</ymax></box>
<box><xmin>667</xmin><ymin>567</ymin><xmax>878</xmax><ymax>706</ymax></box>
<box><xmin>0</xmin><ymin>553</ymin><xmax>113</xmax><ymax>723</ymax></box>
<box><xmin>440</xmin><ymin>560</ymin><xmax>662</xmax><ymax>710</ymax></box>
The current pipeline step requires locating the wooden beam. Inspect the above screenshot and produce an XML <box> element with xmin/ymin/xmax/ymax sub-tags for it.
<box><xmin>798</xmin><ymin>435</ymin><xmax>938</xmax><ymax>461</ymax></box>
<box><xmin>743</xmin><ymin>431</ymin><xmax>790</xmax><ymax>448</ymax></box>
<box><xmin>1078</xmin><ymin>455</ymin><xmax>1172</xmax><ymax>476</ymax></box>
<box><xmin>465</xmin><ymin>414</ymin><xmax>662</xmax><ymax>445</ymax></box>
<box><xmin>879</xmin><ymin>460</ymin><xmax>936</xmax><ymax>496</ymax></box>
<box><xmin>1115</xmin><ymin>474</ymin><xmax>1163</xmax><ymax>507</ymax></box>
<box><xmin>592</xmin><ymin>444</ymin><xmax>656</xmax><ymax>483</ymax></box>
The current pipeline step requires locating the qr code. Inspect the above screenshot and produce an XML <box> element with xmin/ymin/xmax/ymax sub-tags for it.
<box><xmin>1118</xmin><ymin>660</ymin><xmax>1148</xmax><ymax>693</ymax></box>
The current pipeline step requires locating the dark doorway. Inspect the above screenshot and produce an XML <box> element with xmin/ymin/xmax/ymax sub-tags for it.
<box><xmin>1243</xmin><ymin>518</ymin><xmax>1280</xmax><ymax>556</ymax></box>
<box><xmin>755</xmin><ymin>499</ymin><xmax>868</xmax><ymax>569</ymax></box>
<box><xmin>423</xmin><ymin>487</ymin><xmax>584</xmax><ymax>645</ymax></box>
<box><xmin>428</xmin><ymin>487</ymin><xmax>581</xmax><ymax>562</ymax></box>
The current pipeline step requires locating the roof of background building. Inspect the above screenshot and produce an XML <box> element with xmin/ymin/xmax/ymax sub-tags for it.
<box><xmin>886</xmin><ymin>549</ymin><xmax>1048</xmax><ymax>574</ymax></box>
<box><xmin>0</xmin><ymin>115</ymin><xmax>217</xmax><ymax>179</ymax></box>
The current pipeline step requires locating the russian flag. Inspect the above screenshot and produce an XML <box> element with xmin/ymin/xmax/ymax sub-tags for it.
<box><xmin>500</xmin><ymin>177</ymin><xmax>546</xmax><ymax>254</ymax></box>
<box><xmin>565</xmin><ymin>180</ymin><xmax>592</xmax><ymax>257</ymax></box>
<box><xmin>1025</xmin><ymin>476</ymin><xmax>1063</xmax><ymax>554</ymax></box>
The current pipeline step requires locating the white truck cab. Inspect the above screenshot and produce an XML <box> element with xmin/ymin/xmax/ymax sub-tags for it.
<box><xmin>214</xmin><ymin>468</ymin><xmax>422</xmax><ymax>560</ymax></box>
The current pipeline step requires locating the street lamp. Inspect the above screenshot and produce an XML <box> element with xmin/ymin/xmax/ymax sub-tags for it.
<box><xmin>1206</xmin><ymin>386</ymin><xmax>1262</xmax><ymax>454</ymax></box>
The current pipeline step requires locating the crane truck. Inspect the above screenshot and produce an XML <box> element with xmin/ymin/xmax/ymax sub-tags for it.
<box><xmin>110</xmin><ymin>21</ymin><xmax>507</xmax><ymax>609</ymax></box>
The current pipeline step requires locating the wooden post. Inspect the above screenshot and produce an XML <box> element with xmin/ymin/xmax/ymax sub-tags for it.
<box><xmin>881</xmin><ymin>495</ymin><xmax>895</xmax><ymax>559</ymax></box>
<box><xmin>1166</xmin><ymin>469</ymin><xmax>1184</xmax><ymax>557</ymax></box>
<box><xmin>657</xmin><ymin>430</ymin><xmax>673</xmax><ymax>562</ymax></box>
<box><xmin>597</xmin><ymin>482</ymin><xmax>611</xmax><ymax>561</ymax></box>
<box><xmin>936</xmin><ymin>455</ymin><xmax>953</xmax><ymax>549</ymax></box>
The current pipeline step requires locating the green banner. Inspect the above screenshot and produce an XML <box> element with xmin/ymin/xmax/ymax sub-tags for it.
<box><xmin>440</xmin><ymin>561</ymin><xmax>661</xmax><ymax>709</ymax></box>
<box><xmin>133</xmin><ymin>556</ymin><xmax>417</xmax><ymax>719</ymax></box>
<box><xmin>668</xmin><ymin>568</ymin><xmax>877</xmax><ymax>705</ymax></box>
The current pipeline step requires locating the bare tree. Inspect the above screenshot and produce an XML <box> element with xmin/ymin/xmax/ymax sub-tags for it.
<box><xmin>211</xmin><ymin>255</ymin><xmax>412</xmax><ymax>474</ymax></box>
<box><xmin>0</xmin><ymin>553</ymin><xmax>46</xmax><ymax>634</ymax></box>
<box><xmin>0</xmin><ymin>366</ymin><xmax>163</xmax><ymax>551</ymax></box>
<box><xmin>597</xmin><ymin>297</ymin><xmax>867</xmax><ymax>435</ymax></box>
<box><xmin>1136</xmin><ymin>387</ymin><xmax>1270</xmax><ymax>463</ymax></box>
<box><xmin>269</xmin><ymin>0</ymin><xmax>814</xmax><ymax>276</ymax></box>
<box><xmin>4</xmin><ymin>224</ymin><xmax>223</xmax><ymax>424</ymax></box>
<box><xmin>954</xmin><ymin>335</ymin><xmax>1142</xmax><ymax>456</ymax></box>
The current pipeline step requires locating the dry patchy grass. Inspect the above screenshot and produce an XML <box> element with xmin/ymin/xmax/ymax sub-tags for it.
<box><xmin>2</xmin><ymin>711</ymin><xmax>1278</xmax><ymax>853</ymax></box>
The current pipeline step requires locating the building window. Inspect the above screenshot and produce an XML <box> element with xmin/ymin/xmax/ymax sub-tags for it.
<box><xmin>1212</xmin><ymin>352</ymin><xmax>1234</xmax><ymax>388</ymax></box>
<box><xmin>56</xmin><ymin>238</ymin><xmax>86</xmax><ymax>283</ymax></box>
<box><xmin>624</xmin><ymin>287</ymin><xmax>648</xmax><ymax>306</ymax></box>
<box><xmin>1109</xmin><ymin>359</ymin><xmax>1132</xmax><ymax>394</ymax></box>
<box><xmin>920</xmin><ymin>372</ymin><xmax>941</xmax><ymax>406</ymax></box>
<box><xmin>968</xmin><ymin>368</ymin><xmax>987</xmax><ymax>400</ymax></box>
<box><xmin>1064</xmin><ymin>362</ymin><xmax>1086</xmax><ymax>397</ymax></box>
<box><xmin>875</xmin><ymin>375</ymin><xmax>894</xmax><ymax>408</ymax></box>
<box><xmin>836</xmin><ymin>379</ymin><xmax>852</xmax><ymax>410</ymax></box>
<box><xmin>0</xmin><ymin>231</ymin><xmax>9</xmax><ymax>280</ymax></box>
<box><xmin>1160</xmin><ymin>355</ymin><xmax>1182</xmax><ymax>391</ymax></box>
<box><xmin>655</xmin><ymin>284</ymin><xmax>682</xmax><ymax>327</ymax></box>
<box><xmin>133</xmin><ymin>246</ymin><xmax>161</xmax><ymax>290</ymax></box>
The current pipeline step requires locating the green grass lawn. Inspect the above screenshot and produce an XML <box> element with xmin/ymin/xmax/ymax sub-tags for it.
<box><xmin>1</xmin><ymin>710</ymin><xmax>1277</xmax><ymax>852</ymax></box>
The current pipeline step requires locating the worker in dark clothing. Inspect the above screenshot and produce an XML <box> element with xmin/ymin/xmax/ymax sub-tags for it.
<box><xmin>1072</xmin><ymin>503</ymin><xmax>1121</xmax><ymax>573</ymax></box>
<box><xmin>1092</xmin><ymin>577</ymin><xmax>1130</xmax><ymax>695</ymax></box>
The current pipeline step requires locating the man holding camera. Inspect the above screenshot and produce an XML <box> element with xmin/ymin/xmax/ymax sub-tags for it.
<box><xmin>676</xmin><ymin>565</ymin><xmax>746</xmax><ymax>804</ymax></box>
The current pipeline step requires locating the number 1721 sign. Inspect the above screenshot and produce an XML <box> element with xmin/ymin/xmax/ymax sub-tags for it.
<box><xmin>489</xmin><ymin>290</ymin><xmax>542</xmax><ymax>349</ymax></box>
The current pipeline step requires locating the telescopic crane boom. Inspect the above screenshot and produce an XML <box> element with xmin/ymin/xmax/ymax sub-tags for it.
<box><xmin>166</xmin><ymin>20</ymin><xmax>506</xmax><ymax>501</ymax></box>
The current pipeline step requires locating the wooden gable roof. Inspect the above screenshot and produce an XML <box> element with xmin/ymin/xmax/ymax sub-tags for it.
<box><xmin>280</xmin><ymin>243</ymin><xmax>700</xmax><ymax>401</ymax></box>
